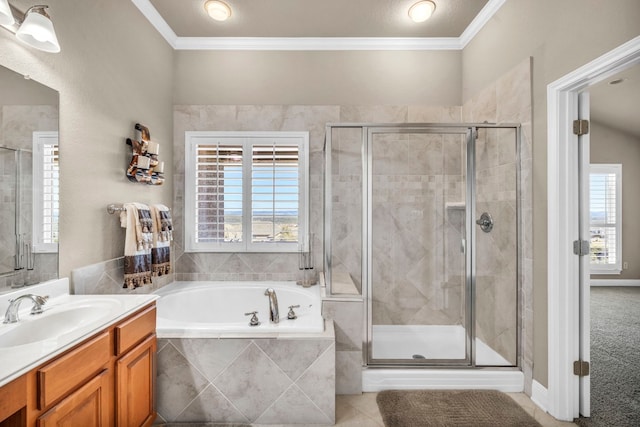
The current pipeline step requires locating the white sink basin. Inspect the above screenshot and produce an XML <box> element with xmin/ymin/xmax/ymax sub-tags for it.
<box><xmin>0</xmin><ymin>299</ymin><xmax>121</xmax><ymax>348</ymax></box>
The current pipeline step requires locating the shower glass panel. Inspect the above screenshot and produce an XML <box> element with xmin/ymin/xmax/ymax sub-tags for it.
<box><xmin>474</xmin><ymin>127</ymin><xmax>519</xmax><ymax>366</ymax></box>
<box><xmin>326</xmin><ymin>126</ymin><xmax>364</xmax><ymax>294</ymax></box>
<box><xmin>368</xmin><ymin>127</ymin><xmax>471</xmax><ymax>365</ymax></box>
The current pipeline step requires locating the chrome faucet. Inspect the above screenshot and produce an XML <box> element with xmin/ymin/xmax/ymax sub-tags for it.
<box><xmin>264</xmin><ymin>288</ymin><xmax>279</xmax><ymax>323</ymax></box>
<box><xmin>3</xmin><ymin>294</ymin><xmax>48</xmax><ymax>324</ymax></box>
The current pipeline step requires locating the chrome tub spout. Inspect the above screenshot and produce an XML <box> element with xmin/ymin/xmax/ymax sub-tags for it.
<box><xmin>264</xmin><ymin>288</ymin><xmax>279</xmax><ymax>323</ymax></box>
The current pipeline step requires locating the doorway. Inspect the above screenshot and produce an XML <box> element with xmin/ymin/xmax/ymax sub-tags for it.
<box><xmin>547</xmin><ymin>35</ymin><xmax>640</xmax><ymax>422</ymax></box>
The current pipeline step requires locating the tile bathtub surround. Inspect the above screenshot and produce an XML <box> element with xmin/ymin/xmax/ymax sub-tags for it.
<box><xmin>71</xmin><ymin>256</ymin><xmax>173</xmax><ymax>295</ymax></box>
<box><xmin>156</xmin><ymin>325</ymin><xmax>336</xmax><ymax>425</ymax></box>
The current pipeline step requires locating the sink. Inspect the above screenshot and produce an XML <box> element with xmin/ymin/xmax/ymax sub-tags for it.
<box><xmin>0</xmin><ymin>299</ymin><xmax>120</xmax><ymax>348</ymax></box>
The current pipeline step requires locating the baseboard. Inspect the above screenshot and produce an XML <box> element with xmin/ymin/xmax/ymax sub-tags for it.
<box><xmin>531</xmin><ymin>380</ymin><xmax>548</xmax><ymax>412</ymax></box>
<box><xmin>590</xmin><ymin>279</ymin><xmax>640</xmax><ymax>287</ymax></box>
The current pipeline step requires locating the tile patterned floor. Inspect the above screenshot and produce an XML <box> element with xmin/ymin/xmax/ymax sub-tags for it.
<box><xmin>159</xmin><ymin>392</ymin><xmax>578</xmax><ymax>426</ymax></box>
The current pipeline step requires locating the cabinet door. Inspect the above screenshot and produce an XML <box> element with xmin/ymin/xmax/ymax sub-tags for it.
<box><xmin>116</xmin><ymin>334</ymin><xmax>156</xmax><ymax>427</ymax></box>
<box><xmin>37</xmin><ymin>369</ymin><xmax>110</xmax><ymax>427</ymax></box>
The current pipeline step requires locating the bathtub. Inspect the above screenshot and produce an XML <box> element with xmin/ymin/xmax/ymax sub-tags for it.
<box><xmin>153</xmin><ymin>281</ymin><xmax>335</xmax><ymax>425</ymax></box>
<box><xmin>154</xmin><ymin>281</ymin><xmax>324</xmax><ymax>337</ymax></box>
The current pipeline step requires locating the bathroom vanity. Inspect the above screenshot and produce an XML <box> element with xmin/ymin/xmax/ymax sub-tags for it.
<box><xmin>0</xmin><ymin>279</ymin><xmax>158</xmax><ymax>427</ymax></box>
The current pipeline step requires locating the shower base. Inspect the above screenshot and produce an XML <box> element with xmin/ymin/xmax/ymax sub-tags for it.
<box><xmin>371</xmin><ymin>325</ymin><xmax>511</xmax><ymax>365</ymax></box>
<box><xmin>363</xmin><ymin>325</ymin><xmax>523</xmax><ymax>392</ymax></box>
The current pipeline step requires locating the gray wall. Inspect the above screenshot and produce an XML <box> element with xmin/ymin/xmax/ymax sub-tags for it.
<box><xmin>462</xmin><ymin>0</ymin><xmax>640</xmax><ymax>387</ymax></box>
<box><xmin>0</xmin><ymin>0</ymin><xmax>174</xmax><ymax>278</ymax></box>
<box><xmin>590</xmin><ymin>121</ymin><xmax>640</xmax><ymax>280</ymax></box>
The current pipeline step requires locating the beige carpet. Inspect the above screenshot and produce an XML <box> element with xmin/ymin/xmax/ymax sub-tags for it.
<box><xmin>376</xmin><ymin>389</ymin><xmax>542</xmax><ymax>427</ymax></box>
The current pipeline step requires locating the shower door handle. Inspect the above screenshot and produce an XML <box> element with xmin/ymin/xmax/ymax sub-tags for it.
<box><xmin>475</xmin><ymin>212</ymin><xmax>494</xmax><ymax>233</ymax></box>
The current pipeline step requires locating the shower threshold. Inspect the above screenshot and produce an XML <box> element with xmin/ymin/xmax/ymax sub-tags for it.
<box><xmin>364</xmin><ymin>325</ymin><xmax>523</xmax><ymax>392</ymax></box>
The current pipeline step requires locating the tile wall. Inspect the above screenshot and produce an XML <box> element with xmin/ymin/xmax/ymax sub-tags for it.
<box><xmin>155</xmin><ymin>326</ymin><xmax>335</xmax><ymax>425</ymax></box>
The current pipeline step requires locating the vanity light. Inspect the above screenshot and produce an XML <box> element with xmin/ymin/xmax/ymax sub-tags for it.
<box><xmin>204</xmin><ymin>0</ymin><xmax>231</xmax><ymax>22</ymax></box>
<box><xmin>408</xmin><ymin>0</ymin><xmax>436</xmax><ymax>23</ymax></box>
<box><xmin>0</xmin><ymin>3</ymin><xmax>60</xmax><ymax>53</ymax></box>
<box><xmin>16</xmin><ymin>6</ymin><xmax>60</xmax><ymax>52</ymax></box>
<box><xmin>0</xmin><ymin>0</ymin><xmax>14</xmax><ymax>26</ymax></box>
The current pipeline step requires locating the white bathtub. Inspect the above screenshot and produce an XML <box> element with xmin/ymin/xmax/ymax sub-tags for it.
<box><xmin>154</xmin><ymin>281</ymin><xmax>324</xmax><ymax>338</ymax></box>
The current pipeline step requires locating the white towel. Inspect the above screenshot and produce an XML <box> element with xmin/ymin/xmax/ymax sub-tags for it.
<box><xmin>120</xmin><ymin>203</ymin><xmax>152</xmax><ymax>289</ymax></box>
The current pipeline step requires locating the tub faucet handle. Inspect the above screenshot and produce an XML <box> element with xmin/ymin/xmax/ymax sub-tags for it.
<box><xmin>287</xmin><ymin>305</ymin><xmax>300</xmax><ymax>320</ymax></box>
<box><xmin>244</xmin><ymin>311</ymin><xmax>260</xmax><ymax>326</ymax></box>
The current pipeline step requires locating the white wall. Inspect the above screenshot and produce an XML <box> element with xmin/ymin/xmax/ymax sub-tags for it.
<box><xmin>0</xmin><ymin>0</ymin><xmax>174</xmax><ymax>277</ymax></box>
<box><xmin>462</xmin><ymin>0</ymin><xmax>640</xmax><ymax>387</ymax></box>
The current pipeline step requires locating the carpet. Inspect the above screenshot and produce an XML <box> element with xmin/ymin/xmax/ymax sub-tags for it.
<box><xmin>376</xmin><ymin>389</ymin><xmax>541</xmax><ymax>427</ymax></box>
<box><xmin>575</xmin><ymin>287</ymin><xmax>640</xmax><ymax>427</ymax></box>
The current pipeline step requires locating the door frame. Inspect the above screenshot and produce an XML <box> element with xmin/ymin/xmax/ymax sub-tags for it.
<box><xmin>546</xmin><ymin>35</ymin><xmax>640</xmax><ymax>421</ymax></box>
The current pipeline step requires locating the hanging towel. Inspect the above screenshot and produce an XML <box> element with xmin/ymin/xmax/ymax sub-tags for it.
<box><xmin>150</xmin><ymin>204</ymin><xmax>172</xmax><ymax>276</ymax></box>
<box><xmin>120</xmin><ymin>203</ymin><xmax>153</xmax><ymax>289</ymax></box>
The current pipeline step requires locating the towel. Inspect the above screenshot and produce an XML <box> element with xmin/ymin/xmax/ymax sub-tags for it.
<box><xmin>150</xmin><ymin>204</ymin><xmax>172</xmax><ymax>276</ymax></box>
<box><xmin>120</xmin><ymin>203</ymin><xmax>153</xmax><ymax>289</ymax></box>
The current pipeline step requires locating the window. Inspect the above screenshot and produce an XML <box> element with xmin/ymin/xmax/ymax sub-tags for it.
<box><xmin>32</xmin><ymin>131</ymin><xmax>59</xmax><ymax>253</ymax></box>
<box><xmin>589</xmin><ymin>164</ymin><xmax>621</xmax><ymax>274</ymax></box>
<box><xmin>185</xmin><ymin>131</ymin><xmax>309</xmax><ymax>252</ymax></box>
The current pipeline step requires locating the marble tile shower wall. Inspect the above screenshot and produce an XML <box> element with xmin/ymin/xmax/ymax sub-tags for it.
<box><xmin>462</xmin><ymin>58</ymin><xmax>533</xmax><ymax>391</ymax></box>
<box><xmin>0</xmin><ymin>105</ymin><xmax>58</xmax><ymax>291</ymax></box>
<box><xmin>370</xmin><ymin>133</ymin><xmax>467</xmax><ymax>326</ymax></box>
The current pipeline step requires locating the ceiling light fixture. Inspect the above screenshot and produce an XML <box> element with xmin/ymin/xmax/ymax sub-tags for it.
<box><xmin>0</xmin><ymin>3</ymin><xmax>60</xmax><ymax>53</ymax></box>
<box><xmin>408</xmin><ymin>1</ymin><xmax>436</xmax><ymax>23</ymax></box>
<box><xmin>204</xmin><ymin>0</ymin><xmax>231</xmax><ymax>22</ymax></box>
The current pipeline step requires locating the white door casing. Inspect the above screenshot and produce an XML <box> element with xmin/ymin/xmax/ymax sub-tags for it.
<box><xmin>547</xmin><ymin>35</ymin><xmax>640</xmax><ymax>421</ymax></box>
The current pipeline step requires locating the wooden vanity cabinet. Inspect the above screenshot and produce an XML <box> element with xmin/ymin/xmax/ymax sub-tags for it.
<box><xmin>0</xmin><ymin>302</ymin><xmax>157</xmax><ymax>427</ymax></box>
<box><xmin>114</xmin><ymin>306</ymin><xmax>157</xmax><ymax>427</ymax></box>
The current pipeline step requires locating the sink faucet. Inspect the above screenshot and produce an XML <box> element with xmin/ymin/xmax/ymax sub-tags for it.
<box><xmin>264</xmin><ymin>288</ymin><xmax>279</xmax><ymax>323</ymax></box>
<box><xmin>3</xmin><ymin>294</ymin><xmax>48</xmax><ymax>324</ymax></box>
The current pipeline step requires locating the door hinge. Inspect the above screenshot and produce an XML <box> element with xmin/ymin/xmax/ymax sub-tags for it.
<box><xmin>573</xmin><ymin>119</ymin><xmax>590</xmax><ymax>136</ymax></box>
<box><xmin>574</xmin><ymin>360</ymin><xmax>590</xmax><ymax>377</ymax></box>
<box><xmin>573</xmin><ymin>239</ymin><xmax>590</xmax><ymax>256</ymax></box>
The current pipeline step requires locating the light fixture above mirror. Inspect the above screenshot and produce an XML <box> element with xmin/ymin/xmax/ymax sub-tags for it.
<box><xmin>0</xmin><ymin>2</ymin><xmax>60</xmax><ymax>53</ymax></box>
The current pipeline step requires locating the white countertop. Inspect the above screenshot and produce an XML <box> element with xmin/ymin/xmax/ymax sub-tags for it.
<box><xmin>0</xmin><ymin>278</ymin><xmax>158</xmax><ymax>387</ymax></box>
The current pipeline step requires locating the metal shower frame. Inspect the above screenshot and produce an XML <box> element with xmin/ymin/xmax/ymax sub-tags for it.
<box><xmin>323</xmin><ymin>122</ymin><xmax>522</xmax><ymax>368</ymax></box>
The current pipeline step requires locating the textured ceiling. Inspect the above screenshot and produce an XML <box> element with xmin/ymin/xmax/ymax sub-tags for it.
<box><xmin>148</xmin><ymin>0</ymin><xmax>489</xmax><ymax>38</ymax></box>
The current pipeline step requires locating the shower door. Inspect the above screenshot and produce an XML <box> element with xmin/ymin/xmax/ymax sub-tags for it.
<box><xmin>367</xmin><ymin>126</ymin><xmax>472</xmax><ymax>365</ymax></box>
<box><xmin>366</xmin><ymin>125</ymin><xmax>520</xmax><ymax>367</ymax></box>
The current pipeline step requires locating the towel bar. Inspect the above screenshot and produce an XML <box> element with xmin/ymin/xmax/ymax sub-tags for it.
<box><xmin>107</xmin><ymin>204</ymin><xmax>171</xmax><ymax>214</ymax></box>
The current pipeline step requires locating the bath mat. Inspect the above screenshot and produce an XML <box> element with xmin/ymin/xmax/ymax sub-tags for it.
<box><xmin>376</xmin><ymin>389</ymin><xmax>541</xmax><ymax>427</ymax></box>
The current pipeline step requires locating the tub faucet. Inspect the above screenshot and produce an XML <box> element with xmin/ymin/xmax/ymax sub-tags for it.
<box><xmin>3</xmin><ymin>294</ymin><xmax>48</xmax><ymax>324</ymax></box>
<box><xmin>264</xmin><ymin>288</ymin><xmax>279</xmax><ymax>323</ymax></box>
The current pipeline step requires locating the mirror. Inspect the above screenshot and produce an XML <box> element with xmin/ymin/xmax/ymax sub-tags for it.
<box><xmin>0</xmin><ymin>64</ymin><xmax>59</xmax><ymax>291</ymax></box>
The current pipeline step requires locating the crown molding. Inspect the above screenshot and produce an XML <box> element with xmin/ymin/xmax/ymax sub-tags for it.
<box><xmin>459</xmin><ymin>0</ymin><xmax>507</xmax><ymax>48</ymax></box>
<box><xmin>173</xmin><ymin>37</ymin><xmax>463</xmax><ymax>51</ymax></box>
<box><xmin>132</xmin><ymin>0</ymin><xmax>504</xmax><ymax>51</ymax></box>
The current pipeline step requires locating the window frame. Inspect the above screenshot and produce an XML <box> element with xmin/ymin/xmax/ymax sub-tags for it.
<box><xmin>32</xmin><ymin>131</ymin><xmax>59</xmax><ymax>253</ymax></box>
<box><xmin>184</xmin><ymin>131</ymin><xmax>309</xmax><ymax>253</ymax></box>
<box><xmin>589</xmin><ymin>163</ymin><xmax>622</xmax><ymax>274</ymax></box>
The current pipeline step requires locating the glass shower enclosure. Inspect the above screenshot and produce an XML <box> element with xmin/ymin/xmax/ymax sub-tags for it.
<box><xmin>324</xmin><ymin>123</ymin><xmax>521</xmax><ymax>367</ymax></box>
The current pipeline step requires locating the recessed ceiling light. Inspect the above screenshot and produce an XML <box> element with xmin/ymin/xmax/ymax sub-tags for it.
<box><xmin>204</xmin><ymin>0</ymin><xmax>231</xmax><ymax>22</ymax></box>
<box><xmin>409</xmin><ymin>1</ymin><xmax>436</xmax><ymax>23</ymax></box>
<box><xmin>608</xmin><ymin>78</ymin><xmax>626</xmax><ymax>85</ymax></box>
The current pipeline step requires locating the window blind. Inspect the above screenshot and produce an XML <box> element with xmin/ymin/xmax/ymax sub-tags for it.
<box><xmin>195</xmin><ymin>143</ymin><xmax>243</xmax><ymax>243</ymax></box>
<box><xmin>251</xmin><ymin>144</ymin><xmax>299</xmax><ymax>243</ymax></box>
<box><xmin>41</xmin><ymin>143</ymin><xmax>59</xmax><ymax>245</ymax></box>
<box><xmin>589</xmin><ymin>169</ymin><xmax>619</xmax><ymax>266</ymax></box>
